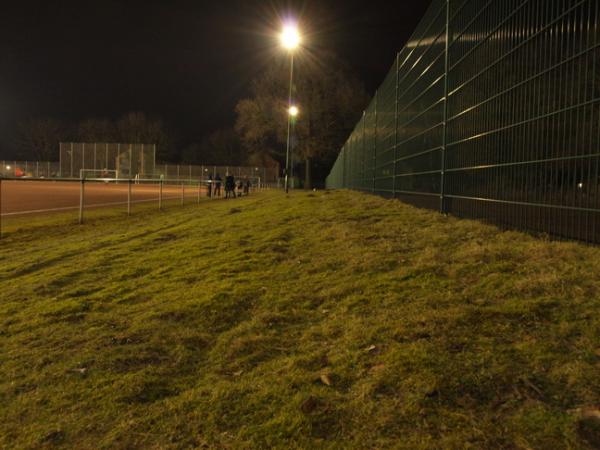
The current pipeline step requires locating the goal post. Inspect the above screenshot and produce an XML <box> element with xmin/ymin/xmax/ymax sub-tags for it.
<box><xmin>79</xmin><ymin>169</ymin><xmax>118</xmax><ymax>180</ymax></box>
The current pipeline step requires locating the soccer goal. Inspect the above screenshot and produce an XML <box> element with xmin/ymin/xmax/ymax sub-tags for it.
<box><xmin>79</xmin><ymin>169</ymin><xmax>118</xmax><ymax>180</ymax></box>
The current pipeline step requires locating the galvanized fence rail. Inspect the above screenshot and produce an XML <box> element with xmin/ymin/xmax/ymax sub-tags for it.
<box><xmin>0</xmin><ymin>176</ymin><xmax>274</xmax><ymax>239</ymax></box>
<box><xmin>326</xmin><ymin>0</ymin><xmax>600</xmax><ymax>243</ymax></box>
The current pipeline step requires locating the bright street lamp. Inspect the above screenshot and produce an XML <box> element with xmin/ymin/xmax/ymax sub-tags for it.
<box><xmin>281</xmin><ymin>22</ymin><xmax>300</xmax><ymax>194</ymax></box>
<box><xmin>280</xmin><ymin>24</ymin><xmax>300</xmax><ymax>50</ymax></box>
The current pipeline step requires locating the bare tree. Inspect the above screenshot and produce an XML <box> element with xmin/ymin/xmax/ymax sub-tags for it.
<box><xmin>15</xmin><ymin>118</ymin><xmax>66</xmax><ymax>160</ymax></box>
<box><xmin>235</xmin><ymin>55</ymin><xmax>368</xmax><ymax>187</ymax></box>
<box><xmin>77</xmin><ymin>118</ymin><xmax>116</xmax><ymax>142</ymax></box>
<box><xmin>116</xmin><ymin>112</ymin><xmax>175</xmax><ymax>161</ymax></box>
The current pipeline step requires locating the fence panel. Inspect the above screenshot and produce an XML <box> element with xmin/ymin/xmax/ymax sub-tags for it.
<box><xmin>326</xmin><ymin>0</ymin><xmax>600</xmax><ymax>243</ymax></box>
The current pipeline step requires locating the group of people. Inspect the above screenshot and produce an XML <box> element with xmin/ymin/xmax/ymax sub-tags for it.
<box><xmin>207</xmin><ymin>173</ymin><xmax>251</xmax><ymax>198</ymax></box>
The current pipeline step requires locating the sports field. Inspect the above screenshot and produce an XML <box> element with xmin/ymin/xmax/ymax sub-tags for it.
<box><xmin>0</xmin><ymin>180</ymin><xmax>207</xmax><ymax>217</ymax></box>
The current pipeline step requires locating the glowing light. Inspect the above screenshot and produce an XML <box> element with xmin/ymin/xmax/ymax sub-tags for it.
<box><xmin>281</xmin><ymin>24</ymin><xmax>300</xmax><ymax>50</ymax></box>
<box><xmin>6</xmin><ymin>165</ymin><xmax>11</xmax><ymax>170</ymax></box>
<box><xmin>578</xmin><ymin>182</ymin><xmax>584</xmax><ymax>189</ymax></box>
<box><xmin>288</xmin><ymin>105</ymin><xmax>299</xmax><ymax>117</ymax></box>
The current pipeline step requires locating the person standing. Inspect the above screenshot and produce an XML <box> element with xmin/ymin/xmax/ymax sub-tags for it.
<box><xmin>225</xmin><ymin>174</ymin><xmax>235</xmax><ymax>199</ymax></box>
<box><xmin>215</xmin><ymin>173</ymin><xmax>222</xmax><ymax>197</ymax></box>
<box><xmin>207</xmin><ymin>174</ymin><xmax>213</xmax><ymax>197</ymax></box>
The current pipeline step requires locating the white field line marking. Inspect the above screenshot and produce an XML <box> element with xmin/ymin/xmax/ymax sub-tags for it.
<box><xmin>1</xmin><ymin>196</ymin><xmax>188</xmax><ymax>217</ymax></box>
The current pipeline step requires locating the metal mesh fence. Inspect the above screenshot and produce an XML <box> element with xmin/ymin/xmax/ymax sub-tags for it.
<box><xmin>60</xmin><ymin>143</ymin><xmax>156</xmax><ymax>178</ymax></box>
<box><xmin>57</xmin><ymin>142</ymin><xmax>279</xmax><ymax>183</ymax></box>
<box><xmin>1</xmin><ymin>160</ymin><xmax>61</xmax><ymax>178</ymax></box>
<box><xmin>153</xmin><ymin>164</ymin><xmax>277</xmax><ymax>183</ymax></box>
<box><xmin>326</xmin><ymin>0</ymin><xmax>600</xmax><ymax>243</ymax></box>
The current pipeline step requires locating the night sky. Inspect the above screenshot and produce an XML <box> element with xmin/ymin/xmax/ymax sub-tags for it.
<box><xmin>1</xmin><ymin>0</ymin><xmax>431</xmax><ymax>159</ymax></box>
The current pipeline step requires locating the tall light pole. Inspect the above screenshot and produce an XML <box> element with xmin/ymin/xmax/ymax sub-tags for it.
<box><xmin>288</xmin><ymin>105</ymin><xmax>298</xmax><ymax>188</ymax></box>
<box><xmin>281</xmin><ymin>23</ymin><xmax>300</xmax><ymax>193</ymax></box>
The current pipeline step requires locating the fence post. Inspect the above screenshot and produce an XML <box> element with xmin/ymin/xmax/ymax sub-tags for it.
<box><xmin>181</xmin><ymin>182</ymin><xmax>185</xmax><ymax>206</ymax></box>
<box><xmin>362</xmin><ymin>111</ymin><xmax>366</xmax><ymax>190</ymax></box>
<box><xmin>440</xmin><ymin>0</ymin><xmax>450</xmax><ymax>214</ymax></box>
<box><xmin>153</xmin><ymin>145</ymin><xmax>156</xmax><ymax>175</ymax></box>
<box><xmin>197</xmin><ymin>180</ymin><xmax>201</xmax><ymax>204</ymax></box>
<box><xmin>0</xmin><ymin>177</ymin><xmax>3</xmax><ymax>239</ymax></box>
<box><xmin>393</xmin><ymin>52</ymin><xmax>400</xmax><ymax>198</ymax></box>
<box><xmin>159</xmin><ymin>179</ymin><xmax>163</xmax><ymax>211</ymax></box>
<box><xmin>79</xmin><ymin>178</ymin><xmax>85</xmax><ymax>224</ymax></box>
<box><xmin>342</xmin><ymin>146</ymin><xmax>346</xmax><ymax>188</ymax></box>
<box><xmin>127</xmin><ymin>178</ymin><xmax>132</xmax><ymax>216</ymax></box>
<box><xmin>373</xmin><ymin>91</ymin><xmax>378</xmax><ymax>193</ymax></box>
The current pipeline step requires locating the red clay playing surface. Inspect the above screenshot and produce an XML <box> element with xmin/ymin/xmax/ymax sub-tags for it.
<box><xmin>0</xmin><ymin>180</ymin><xmax>208</xmax><ymax>216</ymax></box>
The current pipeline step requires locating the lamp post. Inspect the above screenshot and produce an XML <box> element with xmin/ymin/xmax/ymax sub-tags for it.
<box><xmin>281</xmin><ymin>23</ymin><xmax>300</xmax><ymax>194</ymax></box>
<box><xmin>288</xmin><ymin>105</ymin><xmax>299</xmax><ymax>188</ymax></box>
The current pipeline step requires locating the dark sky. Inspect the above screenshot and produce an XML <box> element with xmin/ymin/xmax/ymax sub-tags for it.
<box><xmin>0</xmin><ymin>0</ymin><xmax>431</xmax><ymax>158</ymax></box>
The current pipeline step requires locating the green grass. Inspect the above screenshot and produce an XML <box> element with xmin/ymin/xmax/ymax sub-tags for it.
<box><xmin>1</xmin><ymin>190</ymin><xmax>600</xmax><ymax>449</ymax></box>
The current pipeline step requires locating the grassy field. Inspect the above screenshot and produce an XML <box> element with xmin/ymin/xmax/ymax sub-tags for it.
<box><xmin>1</xmin><ymin>190</ymin><xmax>600</xmax><ymax>449</ymax></box>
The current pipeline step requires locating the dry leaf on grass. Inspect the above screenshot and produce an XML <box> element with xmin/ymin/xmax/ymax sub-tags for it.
<box><xmin>320</xmin><ymin>373</ymin><xmax>332</xmax><ymax>386</ymax></box>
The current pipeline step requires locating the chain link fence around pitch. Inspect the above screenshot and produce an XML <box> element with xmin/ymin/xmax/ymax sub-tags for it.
<box><xmin>1</xmin><ymin>160</ymin><xmax>61</xmax><ymax>178</ymax></box>
<box><xmin>327</xmin><ymin>0</ymin><xmax>600</xmax><ymax>243</ymax></box>
<box><xmin>60</xmin><ymin>143</ymin><xmax>156</xmax><ymax>179</ymax></box>
<box><xmin>1</xmin><ymin>158</ymin><xmax>279</xmax><ymax>187</ymax></box>
<box><xmin>55</xmin><ymin>142</ymin><xmax>279</xmax><ymax>183</ymax></box>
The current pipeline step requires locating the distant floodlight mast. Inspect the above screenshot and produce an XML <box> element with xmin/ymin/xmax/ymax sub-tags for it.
<box><xmin>281</xmin><ymin>22</ymin><xmax>301</xmax><ymax>193</ymax></box>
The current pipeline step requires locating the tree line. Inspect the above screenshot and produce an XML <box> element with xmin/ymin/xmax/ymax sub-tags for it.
<box><xmin>14</xmin><ymin>54</ymin><xmax>369</xmax><ymax>185</ymax></box>
<box><xmin>15</xmin><ymin>112</ymin><xmax>178</xmax><ymax>164</ymax></box>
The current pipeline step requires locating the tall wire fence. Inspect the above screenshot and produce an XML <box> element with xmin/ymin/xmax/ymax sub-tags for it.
<box><xmin>0</xmin><ymin>160</ymin><xmax>60</xmax><ymax>178</ymax></box>
<box><xmin>57</xmin><ymin>142</ymin><xmax>279</xmax><ymax>183</ymax></box>
<box><xmin>326</xmin><ymin>0</ymin><xmax>600</xmax><ymax>243</ymax></box>
<box><xmin>2</xmin><ymin>143</ymin><xmax>279</xmax><ymax>184</ymax></box>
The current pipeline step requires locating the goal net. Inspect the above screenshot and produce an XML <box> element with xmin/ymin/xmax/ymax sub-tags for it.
<box><xmin>80</xmin><ymin>169</ymin><xmax>118</xmax><ymax>180</ymax></box>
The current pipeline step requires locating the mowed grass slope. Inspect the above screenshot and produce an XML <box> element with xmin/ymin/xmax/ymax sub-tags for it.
<box><xmin>1</xmin><ymin>190</ymin><xmax>600</xmax><ymax>449</ymax></box>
